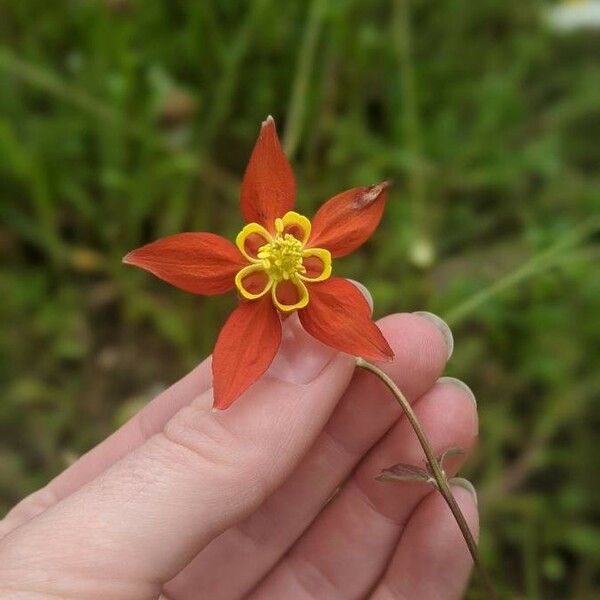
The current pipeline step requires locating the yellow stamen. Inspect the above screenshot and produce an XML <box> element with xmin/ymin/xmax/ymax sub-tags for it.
<box><xmin>257</xmin><ymin>233</ymin><xmax>306</xmax><ymax>283</ymax></box>
<box><xmin>234</xmin><ymin>211</ymin><xmax>332</xmax><ymax>311</ymax></box>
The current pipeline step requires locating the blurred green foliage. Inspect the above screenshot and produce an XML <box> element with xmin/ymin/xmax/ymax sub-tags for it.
<box><xmin>1</xmin><ymin>0</ymin><xmax>599</xmax><ymax>597</ymax></box>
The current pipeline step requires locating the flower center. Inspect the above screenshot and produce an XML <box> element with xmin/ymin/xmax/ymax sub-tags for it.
<box><xmin>257</xmin><ymin>233</ymin><xmax>306</xmax><ymax>282</ymax></box>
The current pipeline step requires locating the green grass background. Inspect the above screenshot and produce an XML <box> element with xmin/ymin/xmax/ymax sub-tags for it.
<box><xmin>1</xmin><ymin>1</ymin><xmax>599</xmax><ymax>597</ymax></box>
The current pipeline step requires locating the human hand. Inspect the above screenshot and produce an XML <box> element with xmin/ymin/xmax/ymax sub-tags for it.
<box><xmin>0</xmin><ymin>308</ymin><xmax>478</xmax><ymax>600</ymax></box>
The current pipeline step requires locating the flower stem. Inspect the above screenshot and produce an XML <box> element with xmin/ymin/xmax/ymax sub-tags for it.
<box><xmin>355</xmin><ymin>357</ymin><xmax>497</xmax><ymax>599</ymax></box>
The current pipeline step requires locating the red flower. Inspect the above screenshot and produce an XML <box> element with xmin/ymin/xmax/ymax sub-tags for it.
<box><xmin>124</xmin><ymin>117</ymin><xmax>393</xmax><ymax>409</ymax></box>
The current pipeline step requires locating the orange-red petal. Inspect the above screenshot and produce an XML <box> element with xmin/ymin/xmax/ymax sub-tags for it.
<box><xmin>272</xmin><ymin>279</ymin><xmax>309</xmax><ymax>312</ymax></box>
<box><xmin>123</xmin><ymin>232</ymin><xmax>246</xmax><ymax>295</ymax></box>
<box><xmin>308</xmin><ymin>181</ymin><xmax>389</xmax><ymax>258</ymax></box>
<box><xmin>236</xmin><ymin>222</ymin><xmax>272</xmax><ymax>261</ymax></box>
<box><xmin>235</xmin><ymin>264</ymin><xmax>272</xmax><ymax>299</ymax></box>
<box><xmin>298</xmin><ymin>277</ymin><xmax>393</xmax><ymax>361</ymax></box>
<box><xmin>277</xmin><ymin>211</ymin><xmax>311</xmax><ymax>245</ymax></box>
<box><xmin>212</xmin><ymin>297</ymin><xmax>282</xmax><ymax>409</ymax></box>
<box><xmin>299</xmin><ymin>248</ymin><xmax>332</xmax><ymax>282</ymax></box>
<box><xmin>240</xmin><ymin>116</ymin><xmax>296</xmax><ymax>229</ymax></box>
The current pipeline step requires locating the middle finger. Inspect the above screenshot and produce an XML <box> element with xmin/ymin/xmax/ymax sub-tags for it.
<box><xmin>164</xmin><ymin>312</ymin><xmax>451</xmax><ymax>599</ymax></box>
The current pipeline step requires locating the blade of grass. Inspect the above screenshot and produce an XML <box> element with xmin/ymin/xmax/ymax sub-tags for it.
<box><xmin>283</xmin><ymin>0</ymin><xmax>327</xmax><ymax>159</ymax></box>
<box><xmin>193</xmin><ymin>0</ymin><xmax>271</xmax><ymax>232</ymax></box>
<box><xmin>392</xmin><ymin>0</ymin><xmax>429</xmax><ymax>264</ymax></box>
<box><xmin>0</xmin><ymin>47</ymin><xmax>239</xmax><ymax>197</ymax></box>
<box><xmin>200</xmin><ymin>0</ymin><xmax>271</xmax><ymax>148</ymax></box>
<box><xmin>444</xmin><ymin>216</ymin><xmax>600</xmax><ymax>325</ymax></box>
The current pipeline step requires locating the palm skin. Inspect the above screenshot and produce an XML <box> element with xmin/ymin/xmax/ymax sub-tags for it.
<box><xmin>0</xmin><ymin>310</ymin><xmax>478</xmax><ymax>600</ymax></box>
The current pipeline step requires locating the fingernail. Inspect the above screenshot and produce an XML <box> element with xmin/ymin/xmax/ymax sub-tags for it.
<box><xmin>346</xmin><ymin>279</ymin><xmax>374</xmax><ymax>315</ymax></box>
<box><xmin>436</xmin><ymin>376</ymin><xmax>477</xmax><ymax>407</ymax></box>
<box><xmin>413</xmin><ymin>311</ymin><xmax>454</xmax><ymax>359</ymax></box>
<box><xmin>449</xmin><ymin>477</ymin><xmax>478</xmax><ymax>506</ymax></box>
<box><xmin>267</xmin><ymin>313</ymin><xmax>337</xmax><ymax>384</ymax></box>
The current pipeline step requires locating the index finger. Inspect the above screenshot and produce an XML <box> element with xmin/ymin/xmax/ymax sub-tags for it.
<box><xmin>0</xmin><ymin>313</ymin><xmax>338</xmax><ymax>536</ymax></box>
<box><xmin>0</xmin><ymin>349</ymin><xmax>355</xmax><ymax>589</ymax></box>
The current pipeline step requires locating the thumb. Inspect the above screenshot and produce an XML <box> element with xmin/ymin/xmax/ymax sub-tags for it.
<box><xmin>0</xmin><ymin>315</ymin><xmax>355</xmax><ymax>590</ymax></box>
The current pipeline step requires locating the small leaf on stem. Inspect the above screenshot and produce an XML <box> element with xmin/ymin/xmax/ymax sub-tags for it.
<box><xmin>376</xmin><ymin>463</ymin><xmax>437</xmax><ymax>487</ymax></box>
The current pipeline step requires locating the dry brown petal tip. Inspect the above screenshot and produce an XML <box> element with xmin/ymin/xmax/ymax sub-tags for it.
<box><xmin>352</xmin><ymin>180</ymin><xmax>391</xmax><ymax>209</ymax></box>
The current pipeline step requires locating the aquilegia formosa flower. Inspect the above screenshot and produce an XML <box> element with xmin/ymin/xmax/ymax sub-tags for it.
<box><xmin>124</xmin><ymin>117</ymin><xmax>393</xmax><ymax>409</ymax></box>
